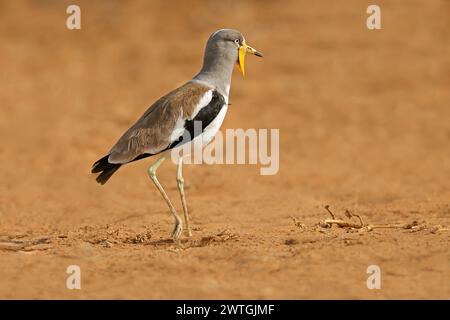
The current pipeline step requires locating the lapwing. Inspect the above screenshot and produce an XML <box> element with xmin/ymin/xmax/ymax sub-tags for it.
<box><xmin>91</xmin><ymin>29</ymin><xmax>262</xmax><ymax>241</ymax></box>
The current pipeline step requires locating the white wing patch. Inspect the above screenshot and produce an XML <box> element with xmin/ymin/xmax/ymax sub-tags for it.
<box><xmin>168</xmin><ymin>89</ymin><xmax>214</xmax><ymax>145</ymax></box>
<box><xmin>189</xmin><ymin>90</ymin><xmax>213</xmax><ymax>120</ymax></box>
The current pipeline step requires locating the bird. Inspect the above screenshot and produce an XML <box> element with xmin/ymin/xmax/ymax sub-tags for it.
<box><xmin>91</xmin><ymin>29</ymin><xmax>262</xmax><ymax>241</ymax></box>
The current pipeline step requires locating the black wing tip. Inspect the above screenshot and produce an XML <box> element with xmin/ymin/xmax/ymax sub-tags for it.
<box><xmin>91</xmin><ymin>155</ymin><xmax>121</xmax><ymax>184</ymax></box>
<box><xmin>96</xmin><ymin>177</ymin><xmax>107</xmax><ymax>185</ymax></box>
<box><xmin>91</xmin><ymin>155</ymin><xmax>110</xmax><ymax>173</ymax></box>
<box><xmin>95</xmin><ymin>170</ymin><xmax>115</xmax><ymax>184</ymax></box>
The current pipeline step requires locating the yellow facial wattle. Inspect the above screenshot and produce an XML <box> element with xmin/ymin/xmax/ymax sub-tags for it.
<box><xmin>237</xmin><ymin>42</ymin><xmax>263</xmax><ymax>77</ymax></box>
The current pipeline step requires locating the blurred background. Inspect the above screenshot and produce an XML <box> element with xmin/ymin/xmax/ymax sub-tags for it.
<box><xmin>0</xmin><ymin>0</ymin><xmax>449</xmax><ymax>299</ymax></box>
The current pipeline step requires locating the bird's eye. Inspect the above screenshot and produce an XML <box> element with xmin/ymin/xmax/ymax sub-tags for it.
<box><xmin>234</xmin><ymin>39</ymin><xmax>240</xmax><ymax>44</ymax></box>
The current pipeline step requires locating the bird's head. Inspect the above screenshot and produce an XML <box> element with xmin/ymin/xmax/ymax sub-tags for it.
<box><xmin>206</xmin><ymin>29</ymin><xmax>263</xmax><ymax>77</ymax></box>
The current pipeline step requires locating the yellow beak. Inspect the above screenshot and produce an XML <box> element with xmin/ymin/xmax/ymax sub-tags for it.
<box><xmin>237</xmin><ymin>42</ymin><xmax>263</xmax><ymax>77</ymax></box>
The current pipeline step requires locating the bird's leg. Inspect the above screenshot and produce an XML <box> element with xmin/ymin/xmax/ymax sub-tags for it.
<box><xmin>177</xmin><ymin>157</ymin><xmax>192</xmax><ymax>237</ymax></box>
<box><xmin>147</xmin><ymin>156</ymin><xmax>182</xmax><ymax>241</ymax></box>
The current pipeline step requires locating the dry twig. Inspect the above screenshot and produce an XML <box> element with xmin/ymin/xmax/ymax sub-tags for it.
<box><xmin>321</xmin><ymin>206</ymin><xmax>364</xmax><ymax>229</ymax></box>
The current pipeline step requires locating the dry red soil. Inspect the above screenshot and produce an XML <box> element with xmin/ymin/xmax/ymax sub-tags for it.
<box><xmin>0</xmin><ymin>0</ymin><xmax>449</xmax><ymax>299</ymax></box>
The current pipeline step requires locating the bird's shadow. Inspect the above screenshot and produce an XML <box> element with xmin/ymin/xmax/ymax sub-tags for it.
<box><xmin>145</xmin><ymin>230</ymin><xmax>240</xmax><ymax>249</ymax></box>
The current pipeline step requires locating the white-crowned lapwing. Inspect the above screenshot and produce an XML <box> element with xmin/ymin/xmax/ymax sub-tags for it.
<box><xmin>92</xmin><ymin>29</ymin><xmax>262</xmax><ymax>241</ymax></box>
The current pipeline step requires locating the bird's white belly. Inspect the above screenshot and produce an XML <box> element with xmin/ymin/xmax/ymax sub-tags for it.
<box><xmin>169</xmin><ymin>104</ymin><xmax>228</xmax><ymax>160</ymax></box>
<box><xmin>199</xmin><ymin>104</ymin><xmax>228</xmax><ymax>145</ymax></box>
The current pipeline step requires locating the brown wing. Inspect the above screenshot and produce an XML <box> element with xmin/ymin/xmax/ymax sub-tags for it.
<box><xmin>107</xmin><ymin>81</ymin><xmax>212</xmax><ymax>164</ymax></box>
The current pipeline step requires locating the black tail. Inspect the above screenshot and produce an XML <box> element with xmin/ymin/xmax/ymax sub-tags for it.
<box><xmin>91</xmin><ymin>155</ymin><xmax>122</xmax><ymax>185</ymax></box>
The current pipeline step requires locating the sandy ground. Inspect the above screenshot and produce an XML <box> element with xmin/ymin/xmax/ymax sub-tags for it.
<box><xmin>0</xmin><ymin>0</ymin><xmax>449</xmax><ymax>299</ymax></box>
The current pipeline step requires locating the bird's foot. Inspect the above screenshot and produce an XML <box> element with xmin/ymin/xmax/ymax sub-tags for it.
<box><xmin>184</xmin><ymin>227</ymin><xmax>192</xmax><ymax>237</ymax></box>
<box><xmin>172</xmin><ymin>220</ymin><xmax>183</xmax><ymax>242</ymax></box>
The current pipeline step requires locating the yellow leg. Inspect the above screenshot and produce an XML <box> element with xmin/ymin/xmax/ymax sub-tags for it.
<box><xmin>147</xmin><ymin>156</ymin><xmax>182</xmax><ymax>241</ymax></box>
<box><xmin>177</xmin><ymin>157</ymin><xmax>192</xmax><ymax>237</ymax></box>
